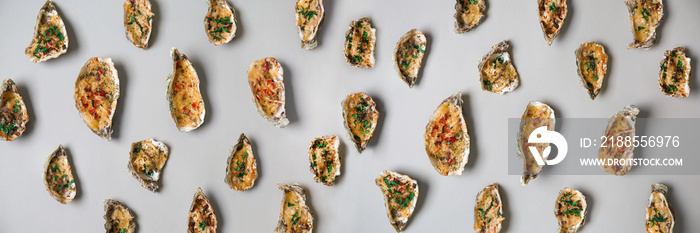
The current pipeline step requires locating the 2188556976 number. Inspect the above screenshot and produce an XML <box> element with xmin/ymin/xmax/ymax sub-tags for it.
<box><xmin>601</xmin><ymin>136</ymin><xmax>680</xmax><ymax>148</ymax></box>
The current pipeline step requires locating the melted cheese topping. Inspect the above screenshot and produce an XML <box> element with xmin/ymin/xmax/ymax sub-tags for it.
<box><xmin>375</xmin><ymin>172</ymin><xmax>417</xmax><ymax>231</ymax></box>
<box><xmin>555</xmin><ymin>189</ymin><xmax>586</xmax><ymax>232</ymax></box>
<box><xmin>473</xmin><ymin>184</ymin><xmax>505</xmax><ymax>232</ymax></box>
<box><xmin>123</xmin><ymin>0</ymin><xmax>154</xmax><ymax>48</ymax></box>
<box><xmin>107</xmin><ymin>205</ymin><xmax>133</xmax><ymax>233</ymax></box>
<box><xmin>659</xmin><ymin>47</ymin><xmax>690</xmax><ymax>97</ymax></box>
<box><xmin>74</xmin><ymin>58</ymin><xmax>118</xmax><ymax>133</ymax></box>
<box><xmin>130</xmin><ymin>140</ymin><xmax>168</xmax><ymax>181</ymax></box>
<box><xmin>424</xmin><ymin>102</ymin><xmax>468</xmax><ymax>175</ymax></box>
<box><xmin>598</xmin><ymin>115</ymin><xmax>635</xmax><ymax>175</ymax></box>
<box><xmin>395</xmin><ymin>33</ymin><xmax>426</xmax><ymax>81</ymax></box>
<box><xmin>539</xmin><ymin>0</ymin><xmax>567</xmax><ymax>35</ymax></box>
<box><xmin>343</xmin><ymin>93</ymin><xmax>378</xmax><ymax>147</ymax></box>
<box><xmin>0</xmin><ymin>89</ymin><xmax>28</xmax><ymax>140</ymax></box>
<box><xmin>630</xmin><ymin>0</ymin><xmax>662</xmax><ymax>44</ymax></box>
<box><xmin>577</xmin><ymin>42</ymin><xmax>608</xmax><ymax>95</ymax></box>
<box><xmin>249</xmin><ymin>58</ymin><xmax>285</xmax><ymax>118</ymax></box>
<box><xmin>481</xmin><ymin>53</ymin><xmax>518</xmax><ymax>93</ymax></box>
<box><xmin>309</xmin><ymin>136</ymin><xmax>339</xmax><ymax>185</ymax></box>
<box><xmin>188</xmin><ymin>195</ymin><xmax>217</xmax><ymax>233</ymax></box>
<box><xmin>457</xmin><ymin>0</ymin><xmax>485</xmax><ymax>30</ymax></box>
<box><xmin>280</xmin><ymin>190</ymin><xmax>313</xmax><ymax>232</ymax></box>
<box><xmin>205</xmin><ymin>0</ymin><xmax>235</xmax><ymax>45</ymax></box>
<box><xmin>45</xmin><ymin>153</ymin><xmax>75</xmax><ymax>202</ymax></box>
<box><xmin>226</xmin><ymin>141</ymin><xmax>257</xmax><ymax>190</ymax></box>
<box><xmin>646</xmin><ymin>192</ymin><xmax>673</xmax><ymax>233</ymax></box>
<box><xmin>296</xmin><ymin>0</ymin><xmax>323</xmax><ymax>41</ymax></box>
<box><xmin>520</xmin><ymin>105</ymin><xmax>554</xmax><ymax>177</ymax></box>
<box><xmin>25</xmin><ymin>2</ymin><xmax>68</xmax><ymax>62</ymax></box>
<box><xmin>170</xmin><ymin>59</ymin><xmax>204</xmax><ymax>129</ymax></box>
<box><xmin>344</xmin><ymin>18</ymin><xmax>375</xmax><ymax>68</ymax></box>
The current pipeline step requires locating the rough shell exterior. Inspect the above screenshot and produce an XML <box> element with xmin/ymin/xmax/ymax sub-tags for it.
<box><xmin>625</xmin><ymin>0</ymin><xmax>664</xmax><ymax>49</ymax></box>
<box><xmin>74</xmin><ymin>57</ymin><xmax>120</xmax><ymax>140</ymax></box>
<box><xmin>454</xmin><ymin>0</ymin><xmax>487</xmax><ymax>33</ymax></box>
<box><xmin>473</xmin><ymin>183</ymin><xmax>505</xmax><ymax>233</ymax></box>
<box><xmin>308</xmin><ymin>135</ymin><xmax>341</xmax><ymax>186</ymax></box>
<box><xmin>393</xmin><ymin>29</ymin><xmax>427</xmax><ymax>88</ymax></box>
<box><xmin>343</xmin><ymin>17</ymin><xmax>376</xmax><ymax>68</ymax></box>
<box><xmin>598</xmin><ymin>105</ymin><xmax>639</xmax><ymax>176</ymax></box>
<box><xmin>24</xmin><ymin>0</ymin><xmax>68</xmax><ymax>63</ymax></box>
<box><xmin>555</xmin><ymin>187</ymin><xmax>587</xmax><ymax>233</ymax></box>
<box><xmin>104</xmin><ymin>199</ymin><xmax>136</xmax><ymax>233</ymax></box>
<box><xmin>123</xmin><ymin>0</ymin><xmax>154</xmax><ymax>49</ymax></box>
<box><xmin>127</xmin><ymin>138</ymin><xmax>169</xmax><ymax>192</ymax></box>
<box><xmin>658</xmin><ymin>47</ymin><xmax>691</xmax><ymax>98</ymax></box>
<box><xmin>375</xmin><ymin>170</ymin><xmax>419</xmax><ymax>232</ymax></box>
<box><xmin>276</xmin><ymin>184</ymin><xmax>314</xmax><ymax>233</ymax></box>
<box><xmin>424</xmin><ymin>93</ymin><xmax>470</xmax><ymax>176</ymax></box>
<box><xmin>205</xmin><ymin>0</ymin><xmax>237</xmax><ymax>46</ymax></box>
<box><xmin>478</xmin><ymin>40</ymin><xmax>519</xmax><ymax>94</ymax></box>
<box><xmin>188</xmin><ymin>187</ymin><xmax>218</xmax><ymax>233</ymax></box>
<box><xmin>295</xmin><ymin>0</ymin><xmax>325</xmax><ymax>49</ymax></box>
<box><xmin>166</xmin><ymin>48</ymin><xmax>206</xmax><ymax>132</ymax></box>
<box><xmin>341</xmin><ymin>92</ymin><xmax>379</xmax><ymax>153</ymax></box>
<box><xmin>516</xmin><ymin>101</ymin><xmax>555</xmax><ymax>185</ymax></box>
<box><xmin>0</xmin><ymin>79</ymin><xmax>29</xmax><ymax>141</ymax></box>
<box><xmin>225</xmin><ymin>133</ymin><xmax>258</xmax><ymax>191</ymax></box>
<box><xmin>538</xmin><ymin>0</ymin><xmax>568</xmax><ymax>46</ymax></box>
<box><xmin>248</xmin><ymin>57</ymin><xmax>289</xmax><ymax>128</ymax></box>
<box><xmin>575</xmin><ymin>41</ymin><xmax>609</xmax><ymax>100</ymax></box>
<box><xmin>645</xmin><ymin>183</ymin><xmax>675</xmax><ymax>233</ymax></box>
<box><xmin>42</xmin><ymin>145</ymin><xmax>77</xmax><ymax>204</ymax></box>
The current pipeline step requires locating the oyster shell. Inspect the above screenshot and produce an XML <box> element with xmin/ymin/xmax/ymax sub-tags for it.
<box><xmin>43</xmin><ymin>145</ymin><xmax>77</xmax><ymax>204</ymax></box>
<box><xmin>205</xmin><ymin>0</ymin><xmax>237</xmax><ymax>46</ymax></box>
<box><xmin>167</xmin><ymin>48</ymin><xmax>206</xmax><ymax>132</ymax></box>
<box><xmin>393</xmin><ymin>29</ymin><xmax>427</xmax><ymax>88</ymax></box>
<box><xmin>248</xmin><ymin>57</ymin><xmax>289</xmax><ymax>128</ymax></box>
<box><xmin>538</xmin><ymin>0</ymin><xmax>568</xmax><ymax>46</ymax></box>
<box><xmin>478</xmin><ymin>41</ymin><xmax>519</xmax><ymax>94</ymax></box>
<box><xmin>344</xmin><ymin>17</ymin><xmax>376</xmax><ymax>68</ymax></box>
<box><xmin>454</xmin><ymin>0</ymin><xmax>486</xmax><ymax>34</ymax></box>
<box><xmin>104</xmin><ymin>199</ymin><xmax>136</xmax><ymax>233</ymax></box>
<box><xmin>308</xmin><ymin>135</ymin><xmax>340</xmax><ymax>186</ymax></box>
<box><xmin>473</xmin><ymin>183</ymin><xmax>505</xmax><ymax>233</ymax></box>
<box><xmin>575</xmin><ymin>42</ymin><xmax>609</xmax><ymax>100</ymax></box>
<box><xmin>424</xmin><ymin>93</ymin><xmax>470</xmax><ymax>176</ymax></box>
<box><xmin>74</xmin><ymin>57</ymin><xmax>120</xmax><ymax>140</ymax></box>
<box><xmin>127</xmin><ymin>138</ymin><xmax>169</xmax><ymax>192</ymax></box>
<box><xmin>123</xmin><ymin>0</ymin><xmax>154</xmax><ymax>49</ymax></box>
<box><xmin>555</xmin><ymin>187</ymin><xmax>587</xmax><ymax>233</ymax></box>
<box><xmin>276</xmin><ymin>184</ymin><xmax>314</xmax><ymax>233</ymax></box>
<box><xmin>658</xmin><ymin>47</ymin><xmax>691</xmax><ymax>98</ymax></box>
<box><xmin>645</xmin><ymin>183</ymin><xmax>675</xmax><ymax>233</ymax></box>
<box><xmin>0</xmin><ymin>79</ymin><xmax>29</xmax><ymax>141</ymax></box>
<box><xmin>625</xmin><ymin>0</ymin><xmax>663</xmax><ymax>49</ymax></box>
<box><xmin>341</xmin><ymin>92</ymin><xmax>379</xmax><ymax>153</ymax></box>
<box><xmin>188</xmin><ymin>187</ymin><xmax>218</xmax><ymax>233</ymax></box>
<box><xmin>24</xmin><ymin>0</ymin><xmax>68</xmax><ymax>63</ymax></box>
<box><xmin>516</xmin><ymin>101</ymin><xmax>555</xmax><ymax>185</ymax></box>
<box><xmin>225</xmin><ymin>133</ymin><xmax>258</xmax><ymax>191</ymax></box>
<box><xmin>598</xmin><ymin>105</ymin><xmax>639</xmax><ymax>176</ymax></box>
<box><xmin>375</xmin><ymin>170</ymin><xmax>419</xmax><ymax>232</ymax></box>
<box><xmin>295</xmin><ymin>0</ymin><xmax>325</xmax><ymax>49</ymax></box>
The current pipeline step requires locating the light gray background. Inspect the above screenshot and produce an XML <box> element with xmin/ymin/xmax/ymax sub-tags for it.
<box><xmin>0</xmin><ymin>0</ymin><xmax>698</xmax><ymax>232</ymax></box>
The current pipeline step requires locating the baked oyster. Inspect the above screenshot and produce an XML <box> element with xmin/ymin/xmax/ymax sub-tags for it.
<box><xmin>575</xmin><ymin>41</ymin><xmax>609</xmax><ymax>100</ymax></box>
<box><xmin>248</xmin><ymin>57</ymin><xmax>289</xmax><ymax>128</ymax></box>
<box><xmin>645</xmin><ymin>183</ymin><xmax>675</xmax><ymax>233</ymax></box>
<box><xmin>24</xmin><ymin>0</ymin><xmax>68</xmax><ymax>63</ymax></box>
<box><xmin>225</xmin><ymin>133</ymin><xmax>258</xmax><ymax>191</ymax></box>
<box><xmin>104</xmin><ymin>199</ymin><xmax>136</xmax><ymax>233</ymax></box>
<box><xmin>123</xmin><ymin>0</ymin><xmax>154</xmax><ymax>49</ymax></box>
<box><xmin>393</xmin><ymin>29</ymin><xmax>427</xmax><ymax>88</ymax></box>
<box><xmin>478</xmin><ymin>41</ymin><xmax>519</xmax><ymax>94</ymax></box>
<box><xmin>625</xmin><ymin>0</ymin><xmax>663</xmax><ymax>49</ymax></box>
<box><xmin>295</xmin><ymin>0</ymin><xmax>324</xmax><ymax>49</ymax></box>
<box><xmin>43</xmin><ymin>145</ymin><xmax>77</xmax><ymax>204</ymax></box>
<box><xmin>0</xmin><ymin>79</ymin><xmax>29</xmax><ymax>141</ymax></box>
<box><xmin>375</xmin><ymin>170</ymin><xmax>419</xmax><ymax>232</ymax></box>
<box><xmin>658</xmin><ymin>47</ymin><xmax>691</xmax><ymax>98</ymax></box>
<box><xmin>344</xmin><ymin>17</ymin><xmax>376</xmax><ymax>68</ymax></box>
<box><xmin>276</xmin><ymin>184</ymin><xmax>314</xmax><ymax>233</ymax></box>
<box><xmin>74</xmin><ymin>57</ymin><xmax>120</xmax><ymax>140</ymax></box>
<box><xmin>555</xmin><ymin>187</ymin><xmax>587</xmax><ymax>233</ymax></box>
<box><xmin>308</xmin><ymin>135</ymin><xmax>340</xmax><ymax>186</ymax></box>
<box><xmin>188</xmin><ymin>187</ymin><xmax>218</xmax><ymax>233</ymax></box>
<box><xmin>341</xmin><ymin>92</ymin><xmax>379</xmax><ymax>153</ymax></box>
<box><xmin>424</xmin><ymin>93</ymin><xmax>470</xmax><ymax>176</ymax></box>
<box><xmin>538</xmin><ymin>0</ymin><xmax>568</xmax><ymax>46</ymax></box>
<box><xmin>454</xmin><ymin>0</ymin><xmax>486</xmax><ymax>33</ymax></box>
<box><xmin>167</xmin><ymin>48</ymin><xmax>205</xmax><ymax>132</ymax></box>
<box><xmin>516</xmin><ymin>101</ymin><xmax>555</xmax><ymax>185</ymax></box>
<box><xmin>205</xmin><ymin>0</ymin><xmax>237</xmax><ymax>46</ymax></box>
<box><xmin>598</xmin><ymin>105</ymin><xmax>639</xmax><ymax>176</ymax></box>
<box><xmin>127</xmin><ymin>139</ymin><xmax>169</xmax><ymax>192</ymax></box>
<box><xmin>473</xmin><ymin>183</ymin><xmax>505</xmax><ymax>233</ymax></box>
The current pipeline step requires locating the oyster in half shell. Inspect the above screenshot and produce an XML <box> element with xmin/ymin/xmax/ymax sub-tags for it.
<box><xmin>424</xmin><ymin>93</ymin><xmax>470</xmax><ymax>176</ymax></box>
<box><xmin>295</xmin><ymin>0</ymin><xmax>324</xmax><ymax>49</ymax></box>
<box><xmin>167</xmin><ymin>48</ymin><xmax>205</xmax><ymax>132</ymax></box>
<box><xmin>659</xmin><ymin>47</ymin><xmax>691</xmax><ymax>98</ymax></box>
<box><xmin>123</xmin><ymin>0</ymin><xmax>154</xmax><ymax>49</ymax></box>
<box><xmin>478</xmin><ymin>41</ymin><xmax>519</xmax><ymax>94</ymax></box>
<box><xmin>474</xmin><ymin>183</ymin><xmax>505</xmax><ymax>233</ymax></box>
<box><xmin>341</xmin><ymin>92</ymin><xmax>379</xmax><ymax>153</ymax></box>
<box><xmin>344</xmin><ymin>17</ymin><xmax>376</xmax><ymax>68</ymax></box>
<box><xmin>625</xmin><ymin>0</ymin><xmax>663</xmax><ymax>49</ymax></box>
<box><xmin>393</xmin><ymin>29</ymin><xmax>427</xmax><ymax>88</ymax></box>
<box><xmin>205</xmin><ymin>0</ymin><xmax>237</xmax><ymax>46</ymax></box>
<box><xmin>0</xmin><ymin>79</ymin><xmax>29</xmax><ymax>141</ymax></box>
<box><xmin>598</xmin><ymin>105</ymin><xmax>639</xmax><ymax>176</ymax></box>
<box><xmin>127</xmin><ymin>139</ymin><xmax>169</xmax><ymax>192</ymax></box>
<box><xmin>74</xmin><ymin>57</ymin><xmax>120</xmax><ymax>140</ymax></box>
<box><xmin>25</xmin><ymin>0</ymin><xmax>68</xmax><ymax>63</ymax></box>
<box><xmin>454</xmin><ymin>0</ymin><xmax>486</xmax><ymax>34</ymax></box>
<box><xmin>555</xmin><ymin>187</ymin><xmax>587</xmax><ymax>233</ymax></box>
<box><xmin>104</xmin><ymin>199</ymin><xmax>136</xmax><ymax>233</ymax></box>
<box><xmin>248</xmin><ymin>57</ymin><xmax>289</xmax><ymax>128</ymax></box>
<box><xmin>276</xmin><ymin>184</ymin><xmax>314</xmax><ymax>233</ymax></box>
<box><xmin>575</xmin><ymin>41</ymin><xmax>609</xmax><ymax>100</ymax></box>
<box><xmin>225</xmin><ymin>133</ymin><xmax>258</xmax><ymax>191</ymax></box>
<box><xmin>646</xmin><ymin>183</ymin><xmax>675</xmax><ymax>233</ymax></box>
<box><xmin>375</xmin><ymin>170</ymin><xmax>419</xmax><ymax>232</ymax></box>
<box><xmin>308</xmin><ymin>135</ymin><xmax>340</xmax><ymax>186</ymax></box>
<box><xmin>188</xmin><ymin>187</ymin><xmax>218</xmax><ymax>233</ymax></box>
<box><xmin>43</xmin><ymin>145</ymin><xmax>77</xmax><ymax>204</ymax></box>
<box><xmin>538</xmin><ymin>0</ymin><xmax>568</xmax><ymax>46</ymax></box>
<box><xmin>516</xmin><ymin>101</ymin><xmax>555</xmax><ymax>185</ymax></box>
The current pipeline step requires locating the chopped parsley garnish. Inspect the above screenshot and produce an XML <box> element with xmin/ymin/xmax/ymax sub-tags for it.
<box><xmin>199</xmin><ymin>221</ymin><xmax>206</xmax><ymax>231</ymax></box>
<box><xmin>549</xmin><ymin>3</ymin><xmax>556</xmax><ymax>12</ymax></box>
